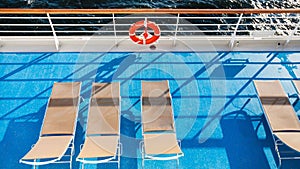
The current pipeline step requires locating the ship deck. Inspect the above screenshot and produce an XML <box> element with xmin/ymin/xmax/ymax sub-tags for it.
<box><xmin>1</xmin><ymin>46</ymin><xmax>300</xmax><ymax>168</ymax></box>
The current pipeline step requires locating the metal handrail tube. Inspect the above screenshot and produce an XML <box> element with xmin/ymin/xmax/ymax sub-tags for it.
<box><xmin>50</xmin><ymin>17</ymin><xmax>113</xmax><ymax>19</ymax></box>
<box><xmin>0</xmin><ymin>15</ymin><xmax>297</xmax><ymax>18</ymax></box>
<box><xmin>0</xmin><ymin>31</ymin><xmax>53</xmax><ymax>33</ymax></box>
<box><xmin>0</xmin><ymin>30</ymin><xmax>293</xmax><ymax>33</ymax></box>
<box><xmin>0</xmin><ymin>17</ymin><xmax>49</xmax><ymax>19</ymax></box>
<box><xmin>1</xmin><ymin>16</ymin><xmax>297</xmax><ymax>20</ymax></box>
<box><xmin>0</xmin><ymin>30</ymin><xmax>244</xmax><ymax>33</ymax></box>
<box><xmin>0</xmin><ymin>23</ymin><xmax>297</xmax><ymax>27</ymax></box>
<box><xmin>0</xmin><ymin>8</ymin><xmax>300</xmax><ymax>14</ymax></box>
<box><xmin>0</xmin><ymin>22</ymin><xmax>296</xmax><ymax>26</ymax></box>
<box><xmin>0</xmin><ymin>24</ymin><xmax>51</xmax><ymax>26</ymax></box>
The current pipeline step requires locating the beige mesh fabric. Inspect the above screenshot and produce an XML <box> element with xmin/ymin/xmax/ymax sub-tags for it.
<box><xmin>142</xmin><ymin>81</ymin><xmax>174</xmax><ymax>132</ymax></box>
<box><xmin>253</xmin><ymin>80</ymin><xmax>300</xmax><ymax>132</ymax></box>
<box><xmin>50</xmin><ymin>82</ymin><xmax>81</xmax><ymax>99</ymax></box>
<box><xmin>141</xmin><ymin>81</ymin><xmax>182</xmax><ymax>157</ymax></box>
<box><xmin>41</xmin><ymin>82</ymin><xmax>81</xmax><ymax>135</ymax></box>
<box><xmin>142</xmin><ymin>101</ymin><xmax>174</xmax><ymax>132</ymax></box>
<box><xmin>22</xmin><ymin>136</ymin><xmax>73</xmax><ymax>160</ymax></box>
<box><xmin>275</xmin><ymin>132</ymin><xmax>300</xmax><ymax>152</ymax></box>
<box><xmin>77</xmin><ymin>82</ymin><xmax>120</xmax><ymax>160</ymax></box>
<box><xmin>92</xmin><ymin>82</ymin><xmax>119</xmax><ymax>100</ymax></box>
<box><xmin>144</xmin><ymin>133</ymin><xmax>182</xmax><ymax>155</ymax></box>
<box><xmin>142</xmin><ymin>80</ymin><xmax>170</xmax><ymax>98</ymax></box>
<box><xmin>77</xmin><ymin>136</ymin><xmax>119</xmax><ymax>158</ymax></box>
<box><xmin>86</xmin><ymin>83</ymin><xmax>120</xmax><ymax>135</ymax></box>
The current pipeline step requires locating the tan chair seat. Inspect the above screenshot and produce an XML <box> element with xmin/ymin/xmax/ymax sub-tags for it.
<box><xmin>22</xmin><ymin>136</ymin><xmax>73</xmax><ymax>160</ymax></box>
<box><xmin>77</xmin><ymin>136</ymin><xmax>119</xmax><ymax>158</ymax></box>
<box><xmin>275</xmin><ymin>132</ymin><xmax>300</xmax><ymax>152</ymax></box>
<box><xmin>144</xmin><ymin>133</ymin><xmax>182</xmax><ymax>155</ymax></box>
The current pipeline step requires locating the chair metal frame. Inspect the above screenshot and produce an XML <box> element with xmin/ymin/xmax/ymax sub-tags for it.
<box><xmin>19</xmin><ymin>82</ymin><xmax>82</xmax><ymax>169</ymax></box>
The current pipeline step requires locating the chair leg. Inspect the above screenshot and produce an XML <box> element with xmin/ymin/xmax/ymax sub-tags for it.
<box><xmin>69</xmin><ymin>152</ymin><xmax>72</xmax><ymax>169</ymax></box>
<box><xmin>275</xmin><ymin>142</ymin><xmax>282</xmax><ymax>169</ymax></box>
<box><xmin>70</xmin><ymin>143</ymin><xmax>74</xmax><ymax>169</ymax></box>
<box><xmin>140</xmin><ymin>142</ymin><xmax>145</xmax><ymax>169</ymax></box>
<box><xmin>118</xmin><ymin>143</ymin><xmax>121</xmax><ymax>169</ymax></box>
<box><xmin>176</xmin><ymin>156</ymin><xmax>179</xmax><ymax>169</ymax></box>
<box><xmin>142</xmin><ymin>151</ymin><xmax>145</xmax><ymax>169</ymax></box>
<box><xmin>278</xmin><ymin>158</ymin><xmax>282</xmax><ymax>169</ymax></box>
<box><xmin>33</xmin><ymin>159</ymin><xmax>36</xmax><ymax>169</ymax></box>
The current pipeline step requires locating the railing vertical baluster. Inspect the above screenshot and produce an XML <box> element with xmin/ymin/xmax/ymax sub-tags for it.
<box><xmin>173</xmin><ymin>13</ymin><xmax>180</xmax><ymax>46</ymax></box>
<box><xmin>47</xmin><ymin>13</ymin><xmax>60</xmax><ymax>51</ymax></box>
<box><xmin>112</xmin><ymin>13</ymin><xmax>118</xmax><ymax>46</ymax></box>
<box><xmin>229</xmin><ymin>13</ymin><xmax>243</xmax><ymax>49</ymax></box>
<box><xmin>284</xmin><ymin>14</ymin><xmax>300</xmax><ymax>46</ymax></box>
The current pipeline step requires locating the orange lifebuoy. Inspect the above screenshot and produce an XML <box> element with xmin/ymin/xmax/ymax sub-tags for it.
<box><xmin>129</xmin><ymin>20</ymin><xmax>160</xmax><ymax>45</ymax></box>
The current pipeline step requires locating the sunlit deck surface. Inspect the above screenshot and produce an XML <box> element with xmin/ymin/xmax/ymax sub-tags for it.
<box><xmin>1</xmin><ymin>51</ymin><xmax>300</xmax><ymax>169</ymax></box>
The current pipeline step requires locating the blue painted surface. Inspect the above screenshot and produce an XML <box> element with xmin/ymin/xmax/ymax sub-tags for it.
<box><xmin>0</xmin><ymin>51</ymin><xmax>300</xmax><ymax>169</ymax></box>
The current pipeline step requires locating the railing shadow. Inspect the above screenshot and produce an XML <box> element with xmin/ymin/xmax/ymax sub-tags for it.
<box><xmin>1</xmin><ymin>51</ymin><xmax>300</xmax><ymax>169</ymax></box>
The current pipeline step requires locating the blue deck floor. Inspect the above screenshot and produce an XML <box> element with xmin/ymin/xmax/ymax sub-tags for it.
<box><xmin>1</xmin><ymin>51</ymin><xmax>300</xmax><ymax>169</ymax></box>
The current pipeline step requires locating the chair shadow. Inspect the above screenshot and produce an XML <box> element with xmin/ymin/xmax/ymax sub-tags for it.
<box><xmin>220</xmin><ymin>110</ymin><xmax>272</xmax><ymax>169</ymax></box>
<box><xmin>210</xmin><ymin>64</ymin><xmax>246</xmax><ymax>78</ymax></box>
<box><xmin>0</xmin><ymin>104</ymin><xmax>46</xmax><ymax>169</ymax></box>
<box><xmin>120</xmin><ymin>113</ymin><xmax>139</xmax><ymax>169</ymax></box>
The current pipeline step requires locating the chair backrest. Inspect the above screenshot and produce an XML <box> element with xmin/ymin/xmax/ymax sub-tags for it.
<box><xmin>253</xmin><ymin>80</ymin><xmax>300</xmax><ymax>132</ymax></box>
<box><xmin>41</xmin><ymin>82</ymin><xmax>81</xmax><ymax>136</ymax></box>
<box><xmin>142</xmin><ymin>81</ymin><xmax>175</xmax><ymax>133</ymax></box>
<box><xmin>86</xmin><ymin>82</ymin><xmax>120</xmax><ymax>136</ymax></box>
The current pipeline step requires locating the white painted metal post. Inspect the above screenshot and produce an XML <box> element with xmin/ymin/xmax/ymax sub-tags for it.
<box><xmin>27</xmin><ymin>0</ymin><xmax>34</xmax><ymax>5</ymax></box>
<box><xmin>173</xmin><ymin>13</ymin><xmax>180</xmax><ymax>46</ymax></box>
<box><xmin>229</xmin><ymin>13</ymin><xmax>243</xmax><ymax>49</ymax></box>
<box><xmin>47</xmin><ymin>13</ymin><xmax>60</xmax><ymax>51</ymax></box>
<box><xmin>285</xmin><ymin>14</ymin><xmax>300</xmax><ymax>46</ymax></box>
<box><xmin>112</xmin><ymin>13</ymin><xmax>118</xmax><ymax>46</ymax></box>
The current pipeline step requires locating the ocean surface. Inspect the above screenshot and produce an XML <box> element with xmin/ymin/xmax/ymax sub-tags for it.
<box><xmin>1</xmin><ymin>0</ymin><xmax>300</xmax><ymax>9</ymax></box>
<box><xmin>0</xmin><ymin>0</ymin><xmax>299</xmax><ymax>36</ymax></box>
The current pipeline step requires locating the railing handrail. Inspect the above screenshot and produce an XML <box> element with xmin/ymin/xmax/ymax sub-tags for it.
<box><xmin>1</xmin><ymin>8</ymin><xmax>300</xmax><ymax>14</ymax></box>
<box><xmin>0</xmin><ymin>8</ymin><xmax>299</xmax><ymax>50</ymax></box>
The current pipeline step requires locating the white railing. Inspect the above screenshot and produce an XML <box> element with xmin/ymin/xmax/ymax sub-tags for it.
<box><xmin>0</xmin><ymin>8</ymin><xmax>300</xmax><ymax>50</ymax></box>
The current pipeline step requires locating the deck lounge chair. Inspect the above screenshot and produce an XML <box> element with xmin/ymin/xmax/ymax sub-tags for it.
<box><xmin>140</xmin><ymin>80</ymin><xmax>183</xmax><ymax>168</ymax></box>
<box><xmin>76</xmin><ymin>82</ymin><xmax>121</xmax><ymax>169</ymax></box>
<box><xmin>253</xmin><ymin>80</ymin><xmax>300</xmax><ymax>167</ymax></box>
<box><xmin>20</xmin><ymin>82</ymin><xmax>82</xmax><ymax>169</ymax></box>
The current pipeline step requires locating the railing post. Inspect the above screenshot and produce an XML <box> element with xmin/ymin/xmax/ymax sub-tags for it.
<box><xmin>229</xmin><ymin>13</ymin><xmax>243</xmax><ymax>49</ymax></box>
<box><xmin>112</xmin><ymin>13</ymin><xmax>118</xmax><ymax>46</ymax></box>
<box><xmin>47</xmin><ymin>13</ymin><xmax>60</xmax><ymax>51</ymax></box>
<box><xmin>173</xmin><ymin>13</ymin><xmax>180</xmax><ymax>46</ymax></box>
<box><xmin>284</xmin><ymin>14</ymin><xmax>300</xmax><ymax>46</ymax></box>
